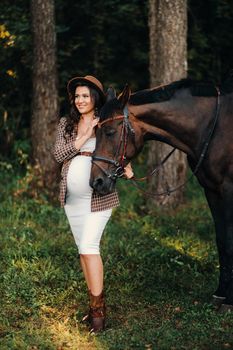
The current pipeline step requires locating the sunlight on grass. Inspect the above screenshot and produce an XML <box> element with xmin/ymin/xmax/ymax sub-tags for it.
<box><xmin>159</xmin><ymin>236</ymin><xmax>217</xmax><ymax>263</ymax></box>
<box><xmin>37</xmin><ymin>305</ymin><xmax>109</xmax><ymax>350</ymax></box>
<box><xmin>39</xmin><ymin>311</ymin><xmax>94</xmax><ymax>349</ymax></box>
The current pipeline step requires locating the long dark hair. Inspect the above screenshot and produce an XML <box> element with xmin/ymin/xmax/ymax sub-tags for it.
<box><xmin>64</xmin><ymin>82</ymin><xmax>103</xmax><ymax>137</ymax></box>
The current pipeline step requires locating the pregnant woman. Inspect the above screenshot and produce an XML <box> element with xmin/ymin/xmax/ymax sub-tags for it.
<box><xmin>53</xmin><ymin>75</ymin><xmax>120</xmax><ymax>333</ymax></box>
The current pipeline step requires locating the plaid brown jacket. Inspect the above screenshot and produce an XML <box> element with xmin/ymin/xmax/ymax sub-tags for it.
<box><xmin>53</xmin><ymin>117</ymin><xmax>120</xmax><ymax>211</ymax></box>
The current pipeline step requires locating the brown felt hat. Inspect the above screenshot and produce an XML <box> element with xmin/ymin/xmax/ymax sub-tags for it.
<box><xmin>67</xmin><ymin>75</ymin><xmax>105</xmax><ymax>102</ymax></box>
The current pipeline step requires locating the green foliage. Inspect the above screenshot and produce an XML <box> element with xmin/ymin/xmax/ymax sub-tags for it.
<box><xmin>188</xmin><ymin>0</ymin><xmax>233</xmax><ymax>81</ymax></box>
<box><xmin>55</xmin><ymin>0</ymin><xmax>149</xmax><ymax>116</ymax></box>
<box><xmin>0</xmin><ymin>1</ymin><xmax>31</xmax><ymax>157</ymax></box>
<box><xmin>1</xmin><ymin>0</ymin><xmax>233</xmax><ymax>160</ymax></box>
<box><xmin>0</xmin><ymin>167</ymin><xmax>232</xmax><ymax>349</ymax></box>
<box><xmin>0</xmin><ymin>1</ymin><xmax>32</xmax><ymax>118</ymax></box>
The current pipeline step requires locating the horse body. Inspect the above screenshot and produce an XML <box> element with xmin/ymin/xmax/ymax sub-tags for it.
<box><xmin>198</xmin><ymin>94</ymin><xmax>233</xmax><ymax>194</ymax></box>
<box><xmin>90</xmin><ymin>79</ymin><xmax>233</xmax><ymax>310</ymax></box>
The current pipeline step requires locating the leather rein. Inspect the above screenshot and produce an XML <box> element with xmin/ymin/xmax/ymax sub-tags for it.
<box><xmin>92</xmin><ymin>87</ymin><xmax>221</xmax><ymax>197</ymax></box>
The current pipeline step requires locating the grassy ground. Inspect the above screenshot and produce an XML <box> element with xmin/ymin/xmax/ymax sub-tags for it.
<box><xmin>0</xmin><ymin>163</ymin><xmax>233</xmax><ymax>350</ymax></box>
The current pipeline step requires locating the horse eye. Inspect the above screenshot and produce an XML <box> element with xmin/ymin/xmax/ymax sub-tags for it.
<box><xmin>104</xmin><ymin>127</ymin><xmax>116</xmax><ymax>137</ymax></box>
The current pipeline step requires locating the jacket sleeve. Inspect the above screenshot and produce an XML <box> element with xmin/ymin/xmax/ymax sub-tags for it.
<box><xmin>53</xmin><ymin>117</ymin><xmax>78</xmax><ymax>163</ymax></box>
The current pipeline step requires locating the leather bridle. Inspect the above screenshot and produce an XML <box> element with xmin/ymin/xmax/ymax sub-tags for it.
<box><xmin>92</xmin><ymin>106</ymin><xmax>135</xmax><ymax>180</ymax></box>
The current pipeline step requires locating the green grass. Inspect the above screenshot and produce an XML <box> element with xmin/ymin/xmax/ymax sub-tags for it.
<box><xmin>0</xmin><ymin>165</ymin><xmax>232</xmax><ymax>350</ymax></box>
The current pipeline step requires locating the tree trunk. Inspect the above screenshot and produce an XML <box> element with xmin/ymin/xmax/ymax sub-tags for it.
<box><xmin>148</xmin><ymin>0</ymin><xmax>188</xmax><ymax>208</ymax></box>
<box><xmin>31</xmin><ymin>0</ymin><xmax>59</xmax><ymax>198</ymax></box>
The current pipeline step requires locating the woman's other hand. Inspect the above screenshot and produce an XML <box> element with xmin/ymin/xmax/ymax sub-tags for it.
<box><xmin>124</xmin><ymin>162</ymin><xmax>134</xmax><ymax>179</ymax></box>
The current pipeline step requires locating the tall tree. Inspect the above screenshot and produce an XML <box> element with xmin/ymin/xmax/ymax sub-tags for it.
<box><xmin>31</xmin><ymin>0</ymin><xmax>59</xmax><ymax>196</ymax></box>
<box><xmin>147</xmin><ymin>0</ymin><xmax>188</xmax><ymax>207</ymax></box>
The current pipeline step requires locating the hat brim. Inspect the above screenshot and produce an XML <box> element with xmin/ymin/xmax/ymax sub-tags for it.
<box><xmin>67</xmin><ymin>77</ymin><xmax>106</xmax><ymax>103</ymax></box>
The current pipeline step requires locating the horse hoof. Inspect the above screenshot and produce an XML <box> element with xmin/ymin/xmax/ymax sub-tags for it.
<box><xmin>212</xmin><ymin>295</ymin><xmax>226</xmax><ymax>307</ymax></box>
<box><xmin>217</xmin><ymin>304</ymin><xmax>233</xmax><ymax>314</ymax></box>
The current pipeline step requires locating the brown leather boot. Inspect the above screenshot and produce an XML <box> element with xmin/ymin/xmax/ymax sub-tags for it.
<box><xmin>89</xmin><ymin>291</ymin><xmax>106</xmax><ymax>333</ymax></box>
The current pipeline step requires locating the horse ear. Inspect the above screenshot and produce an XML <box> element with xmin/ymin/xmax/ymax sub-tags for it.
<box><xmin>106</xmin><ymin>87</ymin><xmax>116</xmax><ymax>102</ymax></box>
<box><xmin>117</xmin><ymin>84</ymin><xmax>131</xmax><ymax>108</ymax></box>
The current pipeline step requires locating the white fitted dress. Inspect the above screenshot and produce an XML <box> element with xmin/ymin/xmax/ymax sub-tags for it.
<box><xmin>64</xmin><ymin>137</ymin><xmax>112</xmax><ymax>254</ymax></box>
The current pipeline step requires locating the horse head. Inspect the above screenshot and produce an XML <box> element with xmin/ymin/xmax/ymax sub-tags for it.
<box><xmin>90</xmin><ymin>85</ymin><xmax>143</xmax><ymax>195</ymax></box>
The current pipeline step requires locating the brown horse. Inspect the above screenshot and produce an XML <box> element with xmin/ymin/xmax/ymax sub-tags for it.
<box><xmin>90</xmin><ymin>77</ymin><xmax>233</xmax><ymax>312</ymax></box>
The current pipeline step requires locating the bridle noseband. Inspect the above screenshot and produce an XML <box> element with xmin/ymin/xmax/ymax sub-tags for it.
<box><xmin>92</xmin><ymin>106</ymin><xmax>135</xmax><ymax>180</ymax></box>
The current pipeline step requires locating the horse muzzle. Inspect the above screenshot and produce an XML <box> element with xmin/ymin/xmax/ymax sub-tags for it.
<box><xmin>90</xmin><ymin>172</ymin><xmax>116</xmax><ymax>195</ymax></box>
<box><xmin>90</xmin><ymin>155</ymin><xmax>125</xmax><ymax>195</ymax></box>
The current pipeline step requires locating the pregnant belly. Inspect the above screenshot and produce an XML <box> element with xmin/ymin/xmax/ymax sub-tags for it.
<box><xmin>67</xmin><ymin>156</ymin><xmax>93</xmax><ymax>197</ymax></box>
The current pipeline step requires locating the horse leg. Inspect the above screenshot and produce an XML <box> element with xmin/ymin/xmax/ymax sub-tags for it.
<box><xmin>204</xmin><ymin>189</ymin><xmax>228</xmax><ymax>303</ymax></box>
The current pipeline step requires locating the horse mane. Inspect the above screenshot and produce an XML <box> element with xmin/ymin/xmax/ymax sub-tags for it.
<box><xmin>129</xmin><ymin>74</ymin><xmax>233</xmax><ymax>106</ymax></box>
<box><xmin>99</xmin><ymin>73</ymin><xmax>233</xmax><ymax>119</ymax></box>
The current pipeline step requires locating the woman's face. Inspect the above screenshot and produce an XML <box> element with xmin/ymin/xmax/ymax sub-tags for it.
<box><xmin>74</xmin><ymin>86</ymin><xmax>95</xmax><ymax>115</ymax></box>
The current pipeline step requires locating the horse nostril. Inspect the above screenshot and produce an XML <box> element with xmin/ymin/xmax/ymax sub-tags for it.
<box><xmin>93</xmin><ymin>177</ymin><xmax>104</xmax><ymax>189</ymax></box>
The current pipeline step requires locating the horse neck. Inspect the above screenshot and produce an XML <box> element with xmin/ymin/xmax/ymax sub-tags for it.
<box><xmin>128</xmin><ymin>95</ymin><xmax>215</xmax><ymax>158</ymax></box>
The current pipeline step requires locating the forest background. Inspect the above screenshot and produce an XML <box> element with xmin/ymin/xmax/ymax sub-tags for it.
<box><xmin>0</xmin><ymin>0</ymin><xmax>233</xmax><ymax>349</ymax></box>
<box><xmin>1</xmin><ymin>0</ymin><xmax>233</xmax><ymax>156</ymax></box>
